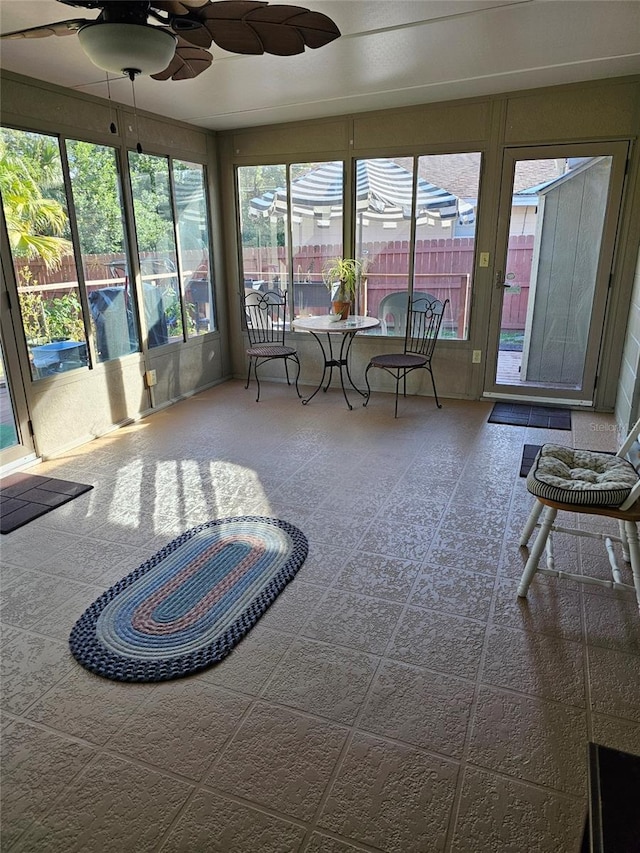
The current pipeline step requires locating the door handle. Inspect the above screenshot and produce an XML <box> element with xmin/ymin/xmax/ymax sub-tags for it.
<box><xmin>494</xmin><ymin>271</ymin><xmax>510</xmax><ymax>288</ymax></box>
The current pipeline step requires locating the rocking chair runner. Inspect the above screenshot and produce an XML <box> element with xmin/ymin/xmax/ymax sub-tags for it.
<box><xmin>518</xmin><ymin>416</ymin><xmax>640</xmax><ymax>612</ymax></box>
<box><xmin>244</xmin><ymin>290</ymin><xmax>301</xmax><ymax>402</ymax></box>
<box><xmin>364</xmin><ymin>295</ymin><xmax>448</xmax><ymax>417</ymax></box>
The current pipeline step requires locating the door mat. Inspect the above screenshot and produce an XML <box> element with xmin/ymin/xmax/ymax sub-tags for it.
<box><xmin>0</xmin><ymin>472</ymin><xmax>93</xmax><ymax>534</ymax></box>
<box><xmin>489</xmin><ymin>402</ymin><xmax>572</xmax><ymax>430</ymax></box>
<box><xmin>69</xmin><ymin>516</ymin><xmax>308</xmax><ymax>683</ymax></box>
<box><xmin>582</xmin><ymin>743</ymin><xmax>640</xmax><ymax>853</ymax></box>
<box><xmin>520</xmin><ymin>444</ymin><xmax>543</xmax><ymax>477</ymax></box>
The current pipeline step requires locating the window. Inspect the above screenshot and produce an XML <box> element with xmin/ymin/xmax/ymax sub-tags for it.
<box><xmin>0</xmin><ymin>128</ymin><xmax>89</xmax><ymax>379</ymax></box>
<box><xmin>237</xmin><ymin>155</ymin><xmax>480</xmax><ymax>336</ymax></box>
<box><xmin>1</xmin><ymin>128</ymin><xmax>216</xmax><ymax>380</ymax></box>
<box><xmin>128</xmin><ymin>153</ymin><xmax>215</xmax><ymax>345</ymax></box>
<box><xmin>290</xmin><ymin>161</ymin><xmax>344</xmax><ymax>317</ymax></box>
<box><xmin>66</xmin><ymin>139</ymin><xmax>140</xmax><ymax>362</ymax></box>
<box><xmin>355</xmin><ymin>158</ymin><xmax>414</xmax><ymax>329</ymax></box>
<box><xmin>173</xmin><ymin>160</ymin><xmax>215</xmax><ymax>336</ymax></box>
<box><xmin>237</xmin><ymin>164</ymin><xmax>289</xmax><ymax>302</ymax></box>
<box><xmin>237</xmin><ymin>162</ymin><xmax>345</xmax><ymax>318</ymax></box>
<box><xmin>414</xmin><ymin>153</ymin><xmax>479</xmax><ymax>340</ymax></box>
<box><xmin>128</xmin><ymin>151</ymin><xmax>180</xmax><ymax>347</ymax></box>
<box><xmin>356</xmin><ymin>154</ymin><xmax>480</xmax><ymax>338</ymax></box>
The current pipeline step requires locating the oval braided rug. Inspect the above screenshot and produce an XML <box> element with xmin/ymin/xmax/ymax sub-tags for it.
<box><xmin>69</xmin><ymin>516</ymin><xmax>308</xmax><ymax>683</ymax></box>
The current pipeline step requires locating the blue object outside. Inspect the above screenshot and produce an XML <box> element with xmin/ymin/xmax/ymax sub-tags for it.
<box><xmin>32</xmin><ymin>340</ymin><xmax>87</xmax><ymax>370</ymax></box>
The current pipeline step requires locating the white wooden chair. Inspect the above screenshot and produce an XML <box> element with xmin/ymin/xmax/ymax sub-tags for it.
<box><xmin>518</xmin><ymin>417</ymin><xmax>640</xmax><ymax>612</ymax></box>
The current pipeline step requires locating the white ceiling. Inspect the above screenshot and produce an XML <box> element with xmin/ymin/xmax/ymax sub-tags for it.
<box><xmin>1</xmin><ymin>0</ymin><xmax>639</xmax><ymax>132</ymax></box>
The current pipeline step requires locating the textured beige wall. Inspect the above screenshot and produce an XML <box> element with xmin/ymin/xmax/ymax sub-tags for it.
<box><xmin>27</xmin><ymin>359</ymin><xmax>150</xmax><ymax>457</ymax></box>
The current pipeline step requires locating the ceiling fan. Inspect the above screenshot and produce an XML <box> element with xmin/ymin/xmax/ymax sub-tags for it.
<box><xmin>0</xmin><ymin>0</ymin><xmax>341</xmax><ymax>81</ymax></box>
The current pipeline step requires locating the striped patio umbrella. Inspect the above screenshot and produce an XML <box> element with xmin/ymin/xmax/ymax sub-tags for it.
<box><xmin>249</xmin><ymin>159</ymin><xmax>475</xmax><ymax>225</ymax></box>
<box><xmin>172</xmin><ymin>169</ymin><xmax>207</xmax><ymax>224</ymax></box>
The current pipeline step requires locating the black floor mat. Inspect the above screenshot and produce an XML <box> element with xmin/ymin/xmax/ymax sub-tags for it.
<box><xmin>0</xmin><ymin>472</ymin><xmax>93</xmax><ymax>533</ymax></box>
<box><xmin>489</xmin><ymin>402</ymin><xmax>572</xmax><ymax>430</ymax></box>
<box><xmin>519</xmin><ymin>444</ymin><xmax>543</xmax><ymax>477</ymax></box>
<box><xmin>582</xmin><ymin>743</ymin><xmax>640</xmax><ymax>853</ymax></box>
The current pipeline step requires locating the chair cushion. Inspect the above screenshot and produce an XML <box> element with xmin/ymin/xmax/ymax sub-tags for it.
<box><xmin>526</xmin><ymin>444</ymin><xmax>638</xmax><ymax>506</ymax></box>
<box><xmin>247</xmin><ymin>345</ymin><xmax>296</xmax><ymax>357</ymax></box>
<box><xmin>369</xmin><ymin>353</ymin><xmax>426</xmax><ymax>369</ymax></box>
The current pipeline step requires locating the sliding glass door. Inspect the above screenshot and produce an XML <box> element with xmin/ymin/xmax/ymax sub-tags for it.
<box><xmin>0</xmin><ymin>257</ymin><xmax>35</xmax><ymax>469</ymax></box>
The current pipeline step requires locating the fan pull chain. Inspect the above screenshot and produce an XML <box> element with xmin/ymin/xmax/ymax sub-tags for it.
<box><xmin>105</xmin><ymin>72</ymin><xmax>117</xmax><ymax>134</ymax></box>
<box><xmin>129</xmin><ymin>71</ymin><xmax>143</xmax><ymax>154</ymax></box>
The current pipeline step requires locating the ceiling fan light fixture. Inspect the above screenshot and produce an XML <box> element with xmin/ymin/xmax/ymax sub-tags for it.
<box><xmin>77</xmin><ymin>23</ymin><xmax>177</xmax><ymax>76</ymax></box>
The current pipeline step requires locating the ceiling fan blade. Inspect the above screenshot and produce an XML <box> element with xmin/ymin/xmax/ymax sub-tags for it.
<box><xmin>210</xmin><ymin>17</ymin><xmax>299</xmax><ymax>55</ymax></box>
<box><xmin>151</xmin><ymin>39</ymin><xmax>213</xmax><ymax>80</ymax></box>
<box><xmin>280</xmin><ymin>9</ymin><xmax>342</xmax><ymax>50</ymax></box>
<box><xmin>1</xmin><ymin>19</ymin><xmax>90</xmax><ymax>40</ymax></box>
<box><xmin>153</xmin><ymin>1</ymin><xmax>210</xmax><ymax>14</ymax></box>
<box><xmin>169</xmin><ymin>21</ymin><xmax>214</xmax><ymax>48</ymax></box>
<box><xmin>246</xmin><ymin>6</ymin><xmax>339</xmax><ymax>53</ymax></box>
<box><xmin>194</xmin><ymin>1</ymin><xmax>340</xmax><ymax>55</ymax></box>
<box><xmin>56</xmin><ymin>0</ymin><xmax>105</xmax><ymax>7</ymax></box>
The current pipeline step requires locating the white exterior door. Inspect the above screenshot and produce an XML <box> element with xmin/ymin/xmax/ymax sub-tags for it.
<box><xmin>483</xmin><ymin>141</ymin><xmax>629</xmax><ymax>405</ymax></box>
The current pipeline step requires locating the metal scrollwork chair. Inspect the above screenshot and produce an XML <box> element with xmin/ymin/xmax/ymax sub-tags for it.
<box><xmin>364</xmin><ymin>295</ymin><xmax>449</xmax><ymax>417</ymax></box>
<box><xmin>244</xmin><ymin>290</ymin><xmax>301</xmax><ymax>403</ymax></box>
<box><xmin>518</xmin><ymin>417</ymin><xmax>640</xmax><ymax>612</ymax></box>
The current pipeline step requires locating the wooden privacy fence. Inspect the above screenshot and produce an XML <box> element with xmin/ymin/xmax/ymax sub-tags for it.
<box><xmin>15</xmin><ymin>253</ymin><xmax>135</xmax><ymax>292</ymax></box>
<box><xmin>497</xmin><ymin>235</ymin><xmax>534</xmax><ymax>330</ymax></box>
<box><xmin>14</xmin><ymin>251</ymin><xmax>204</xmax><ymax>298</ymax></box>
<box><xmin>243</xmin><ymin>235</ymin><xmax>534</xmax><ymax>330</ymax></box>
<box><xmin>14</xmin><ymin>237</ymin><xmax>534</xmax><ymax>330</ymax></box>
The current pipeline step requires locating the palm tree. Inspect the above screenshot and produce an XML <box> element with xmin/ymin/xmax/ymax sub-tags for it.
<box><xmin>0</xmin><ymin>135</ymin><xmax>72</xmax><ymax>269</ymax></box>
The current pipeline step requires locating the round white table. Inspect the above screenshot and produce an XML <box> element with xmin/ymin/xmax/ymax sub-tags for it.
<box><xmin>292</xmin><ymin>314</ymin><xmax>380</xmax><ymax>409</ymax></box>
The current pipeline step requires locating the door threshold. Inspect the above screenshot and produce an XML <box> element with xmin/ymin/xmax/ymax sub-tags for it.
<box><xmin>0</xmin><ymin>452</ymin><xmax>40</xmax><ymax>479</ymax></box>
<box><xmin>482</xmin><ymin>392</ymin><xmax>593</xmax><ymax>407</ymax></box>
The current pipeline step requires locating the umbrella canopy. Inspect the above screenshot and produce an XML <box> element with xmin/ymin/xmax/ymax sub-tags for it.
<box><xmin>172</xmin><ymin>169</ymin><xmax>207</xmax><ymax>223</ymax></box>
<box><xmin>249</xmin><ymin>159</ymin><xmax>475</xmax><ymax>225</ymax></box>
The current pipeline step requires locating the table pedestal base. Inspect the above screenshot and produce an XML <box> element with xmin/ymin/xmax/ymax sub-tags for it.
<box><xmin>301</xmin><ymin>330</ymin><xmax>367</xmax><ymax>410</ymax></box>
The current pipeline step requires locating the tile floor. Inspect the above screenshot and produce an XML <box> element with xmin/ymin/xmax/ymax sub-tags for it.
<box><xmin>1</xmin><ymin>381</ymin><xmax>639</xmax><ymax>853</ymax></box>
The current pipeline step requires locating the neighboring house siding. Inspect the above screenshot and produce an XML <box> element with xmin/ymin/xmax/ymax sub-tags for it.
<box><xmin>521</xmin><ymin>158</ymin><xmax>610</xmax><ymax>386</ymax></box>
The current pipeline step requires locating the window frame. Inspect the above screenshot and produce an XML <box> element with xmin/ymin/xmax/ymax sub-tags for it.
<box><xmin>234</xmin><ymin>150</ymin><xmax>482</xmax><ymax>340</ymax></box>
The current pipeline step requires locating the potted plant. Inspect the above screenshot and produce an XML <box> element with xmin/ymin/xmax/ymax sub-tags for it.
<box><xmin>322</xmin><ymin>257</ymin><xmax>363</xmax><ymax>319</ymax></box>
